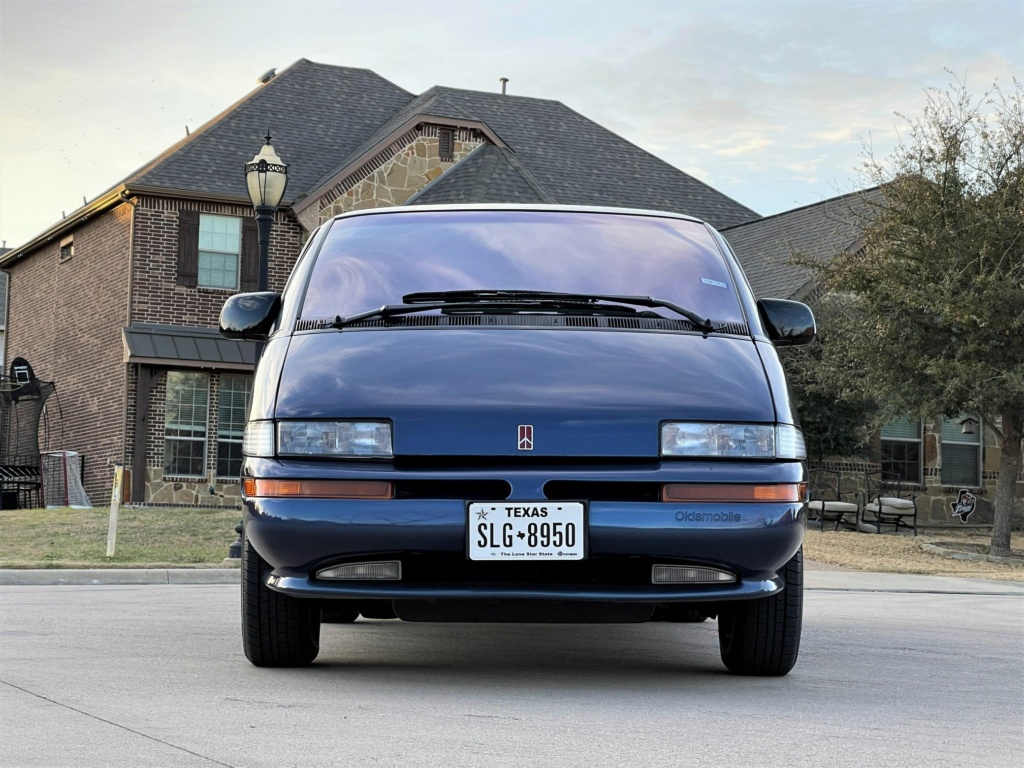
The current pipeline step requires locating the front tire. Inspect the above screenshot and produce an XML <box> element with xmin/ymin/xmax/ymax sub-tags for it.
<box><xmin>717</xmin><ymin>548</ymin><xmax>803</xmax><ymax>676</ymax></box>
<box><xmin>242</xmin><ymin>534</ymin><xmax>320</xmax><ymax>667</ymax></box>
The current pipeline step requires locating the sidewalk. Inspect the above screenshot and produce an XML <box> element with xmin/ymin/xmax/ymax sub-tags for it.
<box><xmin>1</xmin><ymin>568</ymin><xmax>1022</xmax><ymax>594</ymax></box>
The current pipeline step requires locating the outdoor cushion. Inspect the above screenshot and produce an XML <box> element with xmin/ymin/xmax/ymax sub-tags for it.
<box><xmin>864</xmin><ymin>499</ymin><xmax>916</xmax><ymax>515</ymax></box>
<box><xmin>808</xmin><ymin>500</ymin><xmax>859</xmax><ymax>513</ymax></box>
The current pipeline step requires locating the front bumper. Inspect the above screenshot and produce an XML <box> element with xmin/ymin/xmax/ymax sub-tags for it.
<box><xmin>243</xmin><ymin>458</ymin><xmax>805</xmax><ymax>604</ymax></box>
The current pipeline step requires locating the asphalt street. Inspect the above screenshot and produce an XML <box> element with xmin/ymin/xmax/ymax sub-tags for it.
<box><xmin>2</xmin><ymin>578</ymin><xmax>1022</xmax><ymax>768</ymax></box>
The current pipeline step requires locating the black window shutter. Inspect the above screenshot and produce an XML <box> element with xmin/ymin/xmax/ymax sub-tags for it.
<box><xmin>176</xmin><ymin>209</ymin><xmax>199</xmax><ymax>287</ymax></box>
<box><xmin>240</xmin><ymin>218</ymin><xmax>259</xmax><ymax>292</ymax></box>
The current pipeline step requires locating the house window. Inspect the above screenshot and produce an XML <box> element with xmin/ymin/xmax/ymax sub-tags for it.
<box><xmin>438</xmin><ymin>128</ymin><xmax>454</xmax><ymax>162</ymax></box>
<box><xmin>880</xmin><ymin>417</ymin><xmax>922</xmax><ymax>483</ymax></box>
<box><xmin>59</xmin><ymin>235</ymin><xmax>74</xmax><ymax>263</ymax></box>
<box><xmin>941</xmin><ymin>414</ymin><xmax>982</xmax><ymax>486</ymax></box>
<box><xmin>198</xmin><ymin>214</ymin><xmax>241</xmax><ymax>289</ymax></box>
<box><xmin>217</xmin><ymin>374</ymin><xmax>252</xmax><ymax>479</ymax></box>
<box><xmin>164</xmin><ymin>371</ymin><xmax>209</xmax><ymax>478</ymax></box>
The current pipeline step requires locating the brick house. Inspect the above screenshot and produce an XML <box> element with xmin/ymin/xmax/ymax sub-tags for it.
<box><xmin>721</xmin><ymin>191</ymin><xmax>1024</xmax><ymax>524</ymax></box>
<box><xmin>0</xmin><ymin>59</ymin><xmax>759</xmax><ymax>507</ymax></box>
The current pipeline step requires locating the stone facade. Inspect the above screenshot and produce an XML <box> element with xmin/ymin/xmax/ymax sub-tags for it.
<box><xmin>817</xmin><ymin>416</ymin><xmax>1024</xmax><ymax>529</ymax></box>
<box><xmin>317</xmin><ymin>127</ymin><xmax>485</xmax><ymax>224</ymax></box>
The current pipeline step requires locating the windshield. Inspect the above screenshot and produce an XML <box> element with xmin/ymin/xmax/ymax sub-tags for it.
<box><xmin>300</xmin><ymin>210</ymin><xmax>747</xmax><ymax>323</ymax></box>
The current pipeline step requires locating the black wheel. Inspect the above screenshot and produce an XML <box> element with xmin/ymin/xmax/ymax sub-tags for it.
<box><xmin>242</xmin><ymin>534</ymin><xmax>320</xmax><ymax>667</ymax></box>
<box><xmin>718</xmin><ymin>548</ymin><xmax>803</xmax><ymax>676</ymax></box>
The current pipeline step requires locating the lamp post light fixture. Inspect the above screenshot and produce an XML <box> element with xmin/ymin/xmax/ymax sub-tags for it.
<box><xmin>230</xmin><ymin>131</ymin><xmax>288</xmax><ymax>560</ymax></box>
<box><xmin>244</xmin><ymin>129</ymin><xmax>288</xmax><ymax>291</ymax></box>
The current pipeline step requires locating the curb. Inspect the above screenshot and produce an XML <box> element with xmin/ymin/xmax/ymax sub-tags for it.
<box><xmin>919</xmin><ymin>540</ymin><xmax>1024</xmax><ymax>566</ymax></box>
<box><xmin>0</xmin><ymin>569</ymin><xmax>240</xmax><ymax>586</ymax></box>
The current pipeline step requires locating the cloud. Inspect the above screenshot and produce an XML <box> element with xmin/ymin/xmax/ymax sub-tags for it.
<box><xmin>1</xmin><ymin>0</ymin><xmax>1021</xmax><ymax>244</ymax></box>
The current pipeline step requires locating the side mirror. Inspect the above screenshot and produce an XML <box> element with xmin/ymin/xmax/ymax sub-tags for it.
<box><xmin>757</xmin><ymin>298</ymin><xmax>816</xmax><ymax>346</ymax></box>
<box><xmin>220</xmin><ymin>292</ymin><xmax>282</xmax><ymax>340</ymax></box>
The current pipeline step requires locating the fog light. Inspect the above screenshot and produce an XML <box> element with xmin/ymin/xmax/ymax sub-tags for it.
<box><xmin>652</xmin><ymin>565</ymin><xmax>736</xmax><ymax>584</ymax></box>
<box><xmin>317</xmin><ymin>561</ymin><xmax>402</xmax><ymax>581</ymax></box>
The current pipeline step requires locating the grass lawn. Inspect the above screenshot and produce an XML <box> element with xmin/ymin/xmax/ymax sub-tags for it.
<box><xmin>803</xmin><ymin>528</ymin><xmax>1024</xmax><ymax>581</ymax></box>
<box><xmin>0</xmin><ymin>506</ymin><xmax>241</xmax><ymax>568</ymax></box>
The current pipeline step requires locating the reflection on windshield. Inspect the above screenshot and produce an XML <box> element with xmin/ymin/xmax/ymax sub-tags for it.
<box><xmin>301</xmin><ymin>210</ymin><xmax>745</xmax><ymax>322</ymax></box>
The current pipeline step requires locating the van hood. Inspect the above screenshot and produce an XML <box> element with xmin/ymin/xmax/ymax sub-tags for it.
<box><xmin>274</xmin><ymin>329</ymin><xmax>776</xmax><ymax>457</ymax></box>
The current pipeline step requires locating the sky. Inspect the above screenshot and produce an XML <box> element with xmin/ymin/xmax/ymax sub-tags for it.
<box><xmin>0</xmin><ymin>0</ymin><xmax>1021</xmax><ymax>249</ymax></box>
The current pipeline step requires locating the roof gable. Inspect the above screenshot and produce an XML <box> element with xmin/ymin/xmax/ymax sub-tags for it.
<box><xmin>128</xmin><ymin>60</ymin><xmax>415</xmax><ymax>205</ymax></box>
<box><xmin>414</xmin><ymin>87</ymin><xmax>760</xmax><ymax>229</ymax></box>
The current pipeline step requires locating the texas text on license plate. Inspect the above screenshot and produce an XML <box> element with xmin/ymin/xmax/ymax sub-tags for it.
<box><xmin>468</xmin><ymin>502</ymin><xmax>586</xmax><ymax>561</ymax></box>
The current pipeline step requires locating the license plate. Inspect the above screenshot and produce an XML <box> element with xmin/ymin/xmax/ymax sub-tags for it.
<box><xmin>468</xmin><ymin>502</ymin><xmax>585</xmax><ymax>561</ymax></box>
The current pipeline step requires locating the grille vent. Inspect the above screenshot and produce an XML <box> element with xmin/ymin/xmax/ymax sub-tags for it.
<box><xmin>297</xmin><ymin>315</ymin><xmax>749</xmax><ymax>335</ymax></box>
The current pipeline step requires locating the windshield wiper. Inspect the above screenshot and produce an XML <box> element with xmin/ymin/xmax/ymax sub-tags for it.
<box><xmin>332</xmin><ymin>303</ymin><xmax>441</xmax><ymax>329</ymax></box>
<box><xmin>332</xmin><ymin>298</ymin><xmax>644</xmax><ymax>329</ymax></box>
<box><xmin>403</xmin><ymin>290</ymin><xmax>717</xmax><ymax>334</ymax></box>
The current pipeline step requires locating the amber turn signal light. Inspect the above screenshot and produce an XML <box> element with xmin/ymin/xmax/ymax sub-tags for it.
<box><xmin>662</xmin><ymin>483</ymin><xmax>805</xmax><ymax>503</ymax></box>
<box><xmin>243</xmin><ymin>478</ymin><xmax>393</xmax><ymax>499</ymax></box>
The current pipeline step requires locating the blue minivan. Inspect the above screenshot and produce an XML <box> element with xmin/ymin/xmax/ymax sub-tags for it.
<box><xmin>220</xmin><ymin>205</ymin><xmax>815</xmax><ymax>675</ymax></box>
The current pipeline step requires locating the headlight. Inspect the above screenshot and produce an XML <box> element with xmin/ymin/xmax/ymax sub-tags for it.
<box><xmin>660</xmin><ymin>422</ymin><xmax>805</xmax><ymax>460</ymax></box>
<box><xmin>278</xmin><ymin>421</ymin><xmax>393</xmax><ymax>457</ymax></box>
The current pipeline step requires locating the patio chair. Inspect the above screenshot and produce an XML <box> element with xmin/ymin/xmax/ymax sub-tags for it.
<box><xmin>807</xmin><ymin>468</ymin><xmax>860</xmax><ymax>530</ymax></box>
<box><xmin>859</xmin><ymin>470</ymin><xmax>918</xmax><ymax>535</ymax></box>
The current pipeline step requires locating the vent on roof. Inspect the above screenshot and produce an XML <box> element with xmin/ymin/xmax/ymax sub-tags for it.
<box><xmin>256</xmin><ymin>68</ymin><xmax>277</xmax><ymax>84</ymax></box>
<box><xmin>296</xmin><ymin>315</ymin><xmax>750</xmax><ymax>335</ymax></box>
<box><xmin>499</xmin><ymin>77</ymin><xmax>509</xmax><ymax>95</ymax></box>
<box><xmin>438</xmin><ymin>128</ymin><xmax>454</xmax><ymax>162</ymax></box>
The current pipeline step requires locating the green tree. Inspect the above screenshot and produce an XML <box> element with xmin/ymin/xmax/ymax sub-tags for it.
<box><xmin>811</xmin><ymin>76</ymin><xmax>1023</xmax><ymax>556</ymax></box>
<box><xmin>779</xmin><ymin>304</ymin><xmax>878</xmax><ymax>464</ymax></box>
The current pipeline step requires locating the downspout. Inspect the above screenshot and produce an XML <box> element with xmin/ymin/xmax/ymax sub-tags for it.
<box><xmin>119</xmin><ymin>193</ymin><xmax>139</xmax><ymax>497</ymax></box>
<box><xmin>0</xmin><ymin>266</ymin><xmax>9</xmax><ymax>372</ymax></box>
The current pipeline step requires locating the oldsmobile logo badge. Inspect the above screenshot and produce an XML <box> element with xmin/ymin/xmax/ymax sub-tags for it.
<box><xmin>518</xmin><ymin>425</ymin><xmax>534</xmax><ymax>451</ymax></box>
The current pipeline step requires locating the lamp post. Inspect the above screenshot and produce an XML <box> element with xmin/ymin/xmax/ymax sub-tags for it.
<box><xmin>229</xmin><ymin>131</ymin><xmax>288</xmax><ymax>560</ymax></box>
<box><xmin>244</xmin><ymin>129</ymin><xmax>289</xmax><ymax>292</ymax></box>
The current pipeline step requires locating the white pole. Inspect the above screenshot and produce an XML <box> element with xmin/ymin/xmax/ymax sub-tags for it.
<box><xmin>106</xmin><ymin>464</ymin><xmax>123</xmax><ymax>558</ymax></box>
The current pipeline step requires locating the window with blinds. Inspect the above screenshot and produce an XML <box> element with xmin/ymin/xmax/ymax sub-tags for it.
<box><xmin>941</xmin><ymin>415</ymin><xmax>981</xmax><ymax>486</ymax></box>
<box><xmin>880</xmin><ymin>417</ymin><xmax>922</xmax><ymax>483</ymax></box>
<box><xmin>217</xmin><ymin>374</ymin><xmax>253</xmax><ymax>479</ymax></box>
<box><xmin>164</xmin><ymin>371</ymin><xmax>210</xmax><ymax>478</ymax></box>
<box><xmin>198</xmin><ymin>214</ymin><xmax>241</xmax><ymax>290</ymax></box>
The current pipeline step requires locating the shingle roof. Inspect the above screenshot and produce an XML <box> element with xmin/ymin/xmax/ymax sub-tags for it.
<box><xmin>11</xmin><ymin>58</ymin><xmax>761</xmax><ymax>264</ymax></box>
<box><xmin>122</xmin><ymin>323</ymin><xmax>256</xmax><ymax>370</ymax></box>
<box><xmin>162</xmin><ymin>63</ymin><xmax>757</xmax><ymax>230</ymax></box>
<box><xmin>128</xmin><ymin>60</ymin><xmax>415</xmax><ymax>204</ymax></box>
<box><xmin>395</xmin><ymin>86</ymin><xmax>760</xmax><ymax>229</ymax></box>
<box><xmin>721</xmin><ymin>188</ymin><xmax>882</xmax><ymax>300</ymax></box>
<box><xmin>407</xmin><ymin>144</ymin><xmax>551</xmax><ymax>205</ymax></box>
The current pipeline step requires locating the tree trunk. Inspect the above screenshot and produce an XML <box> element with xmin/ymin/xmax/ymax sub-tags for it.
<box><xmin>990</xmin><ymin>410</ymin><xmax>1023</xmax><ymax>558</ymax></box>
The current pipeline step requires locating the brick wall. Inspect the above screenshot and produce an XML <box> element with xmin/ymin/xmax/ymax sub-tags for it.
<box><xmin>7</xmin><ymin>197</ymin><xmax>306</xmax><ymax>508</ymax></box>
<box><xmin>130</xmin><ymin>197</ymin><xmax>304</xmax><ymax>324</ymax></box>
<box><xmin>124</xmin><ymin>198</ymin><xmax>306</xmax><ymax>502</ymax></box>
<box><xmin>4</xmin><ymin>204</ymin><xmax>133</xmax><ymax>503</ymax></box>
